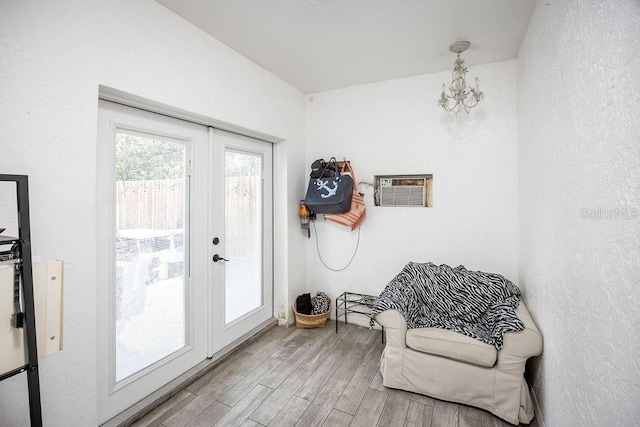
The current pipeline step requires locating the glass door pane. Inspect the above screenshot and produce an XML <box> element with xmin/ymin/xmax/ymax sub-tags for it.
<box><xmin>114</xmin><ymin>129</ymin><xmax>187</xmax><ymax>382</ymax></box>
<box><xmin>224</xmin><ymin>150</ymin><xmax>263</xmax><ymax>324</ymax></box>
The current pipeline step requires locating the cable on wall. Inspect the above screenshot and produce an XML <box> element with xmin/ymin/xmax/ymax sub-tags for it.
<box><xmin>312</xmin><ymin>219</ymin><xmax>361</xmax><ymax>271</ymax></box>
<box><xmin>358</xmin><ymin>181</ymin><xmax>377</xmax><ymax>205</ymax></box>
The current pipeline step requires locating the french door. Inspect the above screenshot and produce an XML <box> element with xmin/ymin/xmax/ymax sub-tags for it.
<box><xmin>97</xmin><ymin>102</ymin><xmax>273</xmax><ymax>423</ymax></box>
<box><xmin>208</xmin><ymin>129</ymin><xmax>273</xmax><ymax>355</ymax></box>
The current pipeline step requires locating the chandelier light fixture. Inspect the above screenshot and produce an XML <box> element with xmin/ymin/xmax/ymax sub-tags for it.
<box><xmin>438</xmin><ymin>41</ymin><xmax>484</xmax><ymax>117</ymax></box>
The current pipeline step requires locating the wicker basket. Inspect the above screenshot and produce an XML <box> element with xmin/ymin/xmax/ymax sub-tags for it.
<box><xmin>293</xmin><ymin>303</ymin><xmax>330</xmax><ymax>329</ymax></box>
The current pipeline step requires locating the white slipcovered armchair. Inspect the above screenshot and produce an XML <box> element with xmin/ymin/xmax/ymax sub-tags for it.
<box><xmin>374</xmin><ymin>302</ymin><xmax>542</xmax><ymax>425</ymax></box>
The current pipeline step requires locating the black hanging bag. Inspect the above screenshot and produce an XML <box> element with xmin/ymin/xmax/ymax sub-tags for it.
<box><xmin>304</xmin><ymin>157</ymin><xmax>354</xmax><ymax>214</ymax></box>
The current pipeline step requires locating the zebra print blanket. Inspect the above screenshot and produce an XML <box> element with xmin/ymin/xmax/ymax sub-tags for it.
<box><xmin>370</xmin><ymin>262</ymin><xmax>524</xmax><ymax>349</ymax></box>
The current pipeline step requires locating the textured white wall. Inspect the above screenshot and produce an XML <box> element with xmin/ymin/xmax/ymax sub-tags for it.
<box><xmin>0</xmin><ymin>1</ymin><xmax>305</xmax><ymax>425</ymax></box>
<box><xmin>305</xmin><ymin>60</ymin><xmax>519</xmax><ymax>326</ymax></box>
<box><xmin>517</xmin><ymin>1</ymin><xmax>640</xmax><ymax>425</ymax></box>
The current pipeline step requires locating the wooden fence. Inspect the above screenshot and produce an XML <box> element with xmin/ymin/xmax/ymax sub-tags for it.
<box><xmin>116</xmin><ymin>179</ymin><xmax>185</xmax><ymax>230</ymax></box>
<box><xmin>116</xmin><ymin>177</ymin><xmax>260</xmax><ymax>240</ymax></box>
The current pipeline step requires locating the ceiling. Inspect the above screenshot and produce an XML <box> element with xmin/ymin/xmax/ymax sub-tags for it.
<box><xmin>156</xmin><ymin>0</ymin><xmax>537</xmax><ymax>94</ymax></box>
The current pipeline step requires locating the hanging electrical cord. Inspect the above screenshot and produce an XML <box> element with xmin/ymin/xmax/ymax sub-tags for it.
<box><xmin>357</xmin><ymin>181</ymin><xmax>375</xmax><ymax>195</ymax></box>
<box><xmin>312</xmin><ymin>219</ymin><xmax>361</xmax><ymax>271</ymax></box>
<box><xmin>358</xmin><ymin>181</ymin><xmax>377</xmax><ymax>205</ymax></box>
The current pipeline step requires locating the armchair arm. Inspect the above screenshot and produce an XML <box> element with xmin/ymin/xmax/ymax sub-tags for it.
<box><xmin>500</xmin><ymin>302</ymin><xmax>543</xmax><ymax>359</ymax></box>
<box><xmin>374</xmin><ymin>309</ymin><xmax>407</xmax><ymax>348</ymax></box>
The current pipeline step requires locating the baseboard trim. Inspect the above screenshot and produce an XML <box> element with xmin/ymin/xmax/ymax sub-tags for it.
<box><xmin>277</xmin><ymin>316</ymin><xmax>295</xmax><ymax>327</ymax></box>
<box><xmin>101</xmin><ymin>318</ymin><xmax>278</xmax><ymax>427</ymax></box>
<box><xmin>531</xmin><ymin>386</ymin><xmax>545</xmax><ymax>427</ymax></box>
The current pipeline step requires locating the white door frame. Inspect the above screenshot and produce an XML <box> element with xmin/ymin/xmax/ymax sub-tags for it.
<box><xmin>96</xmin><ymin>101</ymin><xmax>208</xmax><ymax>423</ymax></box>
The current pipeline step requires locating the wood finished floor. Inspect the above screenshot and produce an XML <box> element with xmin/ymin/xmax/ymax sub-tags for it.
<box><xmin>132</xmin><ymin>321</ymin><xmax>539</xmax><ymax>427</ymax></box>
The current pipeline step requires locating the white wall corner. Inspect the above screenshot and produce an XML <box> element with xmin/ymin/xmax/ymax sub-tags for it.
<box><xmin>278</xmin><ymin>307</ymin><xmax>296</xmax><ymax>327</ymax></box>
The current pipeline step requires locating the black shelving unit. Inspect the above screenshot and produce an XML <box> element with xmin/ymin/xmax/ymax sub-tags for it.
<box><xmin>335</xmin><ymin>291</ymin><xmax>384</xmax><ymax>343</ymax></box>
<box><xmin>0</xmin><ymin>174</ymin><xmax>42</xmax><ymax>427</ymax></box>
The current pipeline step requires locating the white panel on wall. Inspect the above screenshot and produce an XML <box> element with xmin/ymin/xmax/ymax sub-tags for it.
<box><xmin>0</xmin><ymin>261</ymin><xmax>64</xmax><ymax>375</ymax></box>
<box><xmin>34</xmin><ymin>261</ymin><xmax>64</xmax><ymax>357</ymax></box>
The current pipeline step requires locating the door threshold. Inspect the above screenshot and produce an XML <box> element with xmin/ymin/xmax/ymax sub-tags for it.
<box><xmin>101</xmin><ymin>317</ymin><xmax>278</xmax><ymax>427</ymax></box>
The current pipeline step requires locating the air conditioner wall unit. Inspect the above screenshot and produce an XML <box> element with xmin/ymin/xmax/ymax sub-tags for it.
<box><xmin>375</xmin><ymin>174</ymin><xmax>433</xmax><ymax>207</ymax></box>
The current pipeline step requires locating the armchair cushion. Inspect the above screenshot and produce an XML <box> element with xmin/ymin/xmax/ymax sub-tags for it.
<box><xmin>406</xmin><ymin>327</ymin><xmax>497</xmax><ymax>367</ymax></box>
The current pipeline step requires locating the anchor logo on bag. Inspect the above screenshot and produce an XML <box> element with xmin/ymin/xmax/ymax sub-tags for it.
<box><xmin>315</xmin><ymin>178</ymin><xmax>339</xmax><ymax>198</ymax></box>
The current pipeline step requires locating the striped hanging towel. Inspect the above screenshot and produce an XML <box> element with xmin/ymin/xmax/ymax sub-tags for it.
<box><xmin>324</xmin><ymin>161</ymin><xmax>366</xmax><ymax>230</ymax></box>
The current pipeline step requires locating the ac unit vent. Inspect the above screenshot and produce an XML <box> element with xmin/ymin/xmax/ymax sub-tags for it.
<box><xmin>375</xmin><ymin>175</ymin><xmax>433</xmax><ymax>207</ymax></box>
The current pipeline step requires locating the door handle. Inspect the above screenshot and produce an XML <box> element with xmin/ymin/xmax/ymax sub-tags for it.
<box><xmin>212</xmin><ymin>254</ymin><xmax>229</xmax><ymax>262</ymax></box>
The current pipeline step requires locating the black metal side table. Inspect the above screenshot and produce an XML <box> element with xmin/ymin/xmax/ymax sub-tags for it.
<box><xmin>335</xmin><ymin>291</ymin><xmax>384</xmax><ymax>343</ymax></box>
